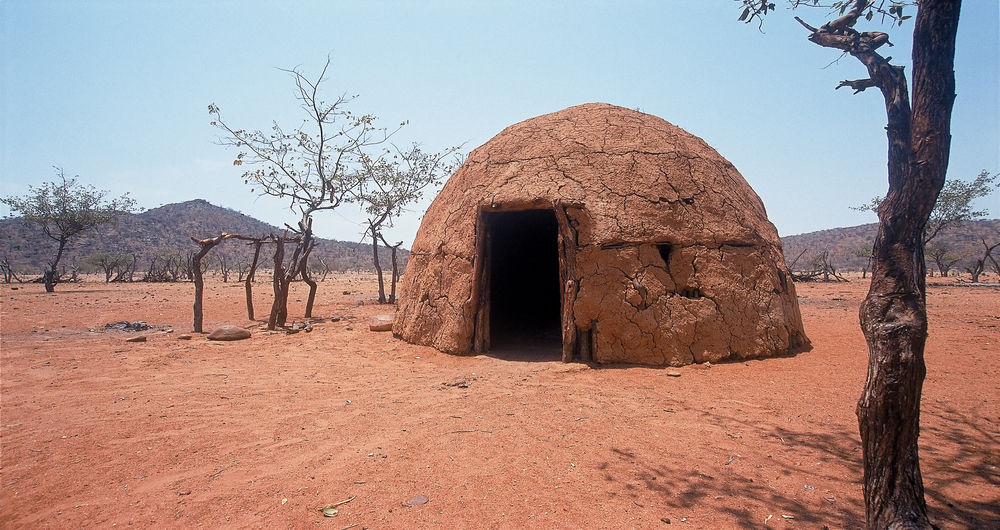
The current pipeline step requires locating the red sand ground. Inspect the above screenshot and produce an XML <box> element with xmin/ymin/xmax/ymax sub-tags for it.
<box><xmin>1</xmin><ymin>273</ymin><xmax>997</xmax><ymax>529</ymax></box>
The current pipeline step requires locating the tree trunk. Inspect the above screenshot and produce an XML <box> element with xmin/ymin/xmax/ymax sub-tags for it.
<box><xmin>855</xmin><ymin>2</ymin><xmax>960</xmax><ymax>528</ymax></box>
<box><xmin>371</xmin><ymin>225</ymin><xmax>386</xmax><ymax>304</ymax></box>
<box><xmin>191</xmin><ymin>236</ymin><xmax>226</xmax><ymax>333</ymax></box>
<box><xmin>245</xmin><ymin>240</ymin><xmax>263</xmax><ymax>320</ymax></box>
<box><xmin>127</xmin><ymin>253</ymin><xmax>137</xmax><ymax>282</ymax></box>
<box><xmin>45</xmin><ymin>237</ymin><xmax>68</xmax><ymax>293</ymax></box>
<box><xmin>300</xmin><ymin>228</ymin><xmax>317</xmax><ymax>318</ymax></box>
<box><xmin>377</xmin><ymin>233</ymin><xmax>402</xmax><ymax>304</ymax></box>
<box><xmin>319</xmin><ymin>258</ymin><xmax>331</xmax><ymax>282</ymax></box>
<box><xmin>967</xmin><ymin>263</ymin><xmax>982</xmax><ymax>283</ymax></box>
<box><xmin>388</xmin><ymin>242</ymin><xmax>399</xmax><ymax>303</ymax></box>
<box><xmin>268</xmin><ymin>237</ymin><xmax>286</xmax><ymax>331</ymax></box>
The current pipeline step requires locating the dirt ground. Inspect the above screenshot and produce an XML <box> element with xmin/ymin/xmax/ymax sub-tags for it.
<box><xmin>1</xmin><ymin>272</ymin><xmax>997</xmax><ymax>529</ymax></box>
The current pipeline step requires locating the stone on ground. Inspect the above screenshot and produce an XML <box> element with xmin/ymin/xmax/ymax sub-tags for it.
<box><xmin>207</xmin><ymin>325</ymin><xmax>251</xmax><ymax>341</ymax></box>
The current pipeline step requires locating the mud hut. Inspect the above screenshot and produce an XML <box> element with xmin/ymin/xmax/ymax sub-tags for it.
<box><xmin>393</xmin><ymin>103</ymin><xmax>808</xmax><ymax>366</ymax></box>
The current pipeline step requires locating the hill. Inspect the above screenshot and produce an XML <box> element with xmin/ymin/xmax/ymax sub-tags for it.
<box><xmin>780</xmin><ymin>219</ymin><xmax>1000</xmax><ymax>274</ymax></box>
<box><xmin>0</xmin><ymin>199</ymin><xmax>406</xmax><ymax>277</ymax></box>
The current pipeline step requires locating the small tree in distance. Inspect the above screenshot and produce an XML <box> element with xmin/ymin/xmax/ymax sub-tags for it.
<box><xmin>924</xmin><ymin>240</ymin><xmax>962</xmax><ymax>277</ymax></box>
<box><xmin>355</xmin><ymin>144</ymin><xmax>463</xmax><ymax>303</ymax></box>
<box><xmin>1</xmin><ymin>168</ymin><xmax>136</xmax><ymax>292</ymax></box>
<box><xmin>965</xmin><ymin>239</ymin><xmax>1000</xmax><ymax>283</ymax></box>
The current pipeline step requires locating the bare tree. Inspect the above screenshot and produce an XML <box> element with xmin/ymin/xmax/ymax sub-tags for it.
<box><xmin>209</xmin><ymin>57</ymin><xmax>400</xmax><ymax>319</ymax></box>
<box><xmin>235</xmin><ymin>256</ymin><xmax>251</xmax><ymax>283</ymax></box>
<box><xmin>216</xmin><ymin>251</ymin><xmax>232</xmax><ymax>282</ymax></box>
<box><xmin>82</xmin><ymin>251</ymin><xmax>135</xmax><ymax>282</ymax></box>
<box><xmin>988</xmin><ymin>242</ymin><xmax>1000</xmax><ymax>277</ymax></box>
<box><xmin>1</xmin><ymin>168</ymin><xmax>136</xmax><ymax>292</ymax></box>
<box><xmin>0</xmin><ymin>257</ymin><xmax>20</xmax><ymax>283</ymax></box>
<box><xmin>965</xmin><ymin>239</ymin><xmax>999</xmax><ymax>283</ymax></box>
<box><xmin>317</xmin><ymin>256</ymin><xmax>332</xmax><ymax>282</ymax></box>
<box><xmin>925</xmin><ymin>240</ymin><xmax>962</xmax><ymax>277</ymax></box>
<box><xmin>740</xmin><ymin>1</ymin><xmax>961</xmax><ymax>527</ymax></box>
<box><xmin>790</xmin><ymin>249</ymin><xmax>848</xmax><ymax>282</ymax></box>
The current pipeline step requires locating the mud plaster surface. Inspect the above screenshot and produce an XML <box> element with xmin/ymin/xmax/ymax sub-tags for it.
<box><xmin>394</xmin><ymin>103</ymin><xmax>806</xmax><ymax>364</ymax></box>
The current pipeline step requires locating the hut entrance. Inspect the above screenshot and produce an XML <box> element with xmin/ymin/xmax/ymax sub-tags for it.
<box><xmin>483</xmin><ymin>209</ymin><xmax>562</xmax><ymax>358</ymax></box>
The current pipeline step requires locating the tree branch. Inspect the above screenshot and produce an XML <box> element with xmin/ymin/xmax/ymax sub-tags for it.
<box><xmin>836</xmin><ymin>78</ymin><xmax>877</xmax><ymax>93</ymax></box>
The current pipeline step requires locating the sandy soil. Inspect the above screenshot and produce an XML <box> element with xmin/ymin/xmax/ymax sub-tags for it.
<box><xmin>1</xmin><ymin>272</ymin><xmax>997</xmax><ymax>529</ymax></box>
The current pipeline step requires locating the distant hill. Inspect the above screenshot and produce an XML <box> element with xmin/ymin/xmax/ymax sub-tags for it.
<box><xmin>0</xmin><ymin>199</ymin><xmax>406</xmax><ymax>276</ymax></box>
<box><xmin>781</xmin><ymin>219</ymin><xmax>1000</xmax><ymax>273</ymax></box>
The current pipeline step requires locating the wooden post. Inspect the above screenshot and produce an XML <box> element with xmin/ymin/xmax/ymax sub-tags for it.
<box><xmin>471</xmin><ymin>209</ymin><xmax>491</xmax><ymax>353</ymax></box>
<box><xmin>191</xmin><ymin>233</ymin><xmax>231</xmax><ymax>332</ymax></box>
<box><xmin>553</xmin><ymin>200</ymin><xmax>579</xmax><ymax>363</ymax></box>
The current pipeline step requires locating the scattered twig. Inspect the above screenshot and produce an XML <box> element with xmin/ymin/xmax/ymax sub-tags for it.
<box><xmin>321</xmin><ymin>496</ymin><xmax>356</xmax><ymax>509</ymax></box>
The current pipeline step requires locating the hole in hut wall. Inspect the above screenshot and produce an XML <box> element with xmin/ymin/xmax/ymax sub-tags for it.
<box><xmin>656</xmin><ymin>243</ymin><xmax>672</xmax><ymax>266</ymax></box>
<box><xmin>679</xmin><ymin>288</ymin><xmax>702</xmax><ymax>299</ymax></box>
<box><xmin>485</xmin><ymin>209</ymin><xmax>562</xmax><ymax>359</ymax></box>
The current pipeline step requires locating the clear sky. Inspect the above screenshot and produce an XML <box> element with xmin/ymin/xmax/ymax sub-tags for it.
<box><xmin>2</xmin><ymin>1</ymin><xmax>997</xmax><ymax>246</ymax></box>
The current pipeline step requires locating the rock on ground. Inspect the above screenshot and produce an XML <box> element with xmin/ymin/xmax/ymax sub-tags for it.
<box><xmin>369</xmin><ymin>314</ymin><xmax>394</xmax><ymax>332</ymax></box>
<box><xmin>207</xmin><ymin>325</ymin><xmax>251</xmax><ymax>341</ymax></box>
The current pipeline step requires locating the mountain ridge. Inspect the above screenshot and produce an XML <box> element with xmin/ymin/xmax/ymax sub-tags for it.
<box><xmin>1</xmin><ymin>199</ymin><xmax>405</xmax><ymax>274</ymax></box>
<box><xmin>2</xmin><ymin>200</ymin><xmax>994</xmax><ymax>278</ymax></box>
<box><xmin>780</xmin><ymin>219</ymin><xmax>1000</xmax><ymax>273</ymax></box>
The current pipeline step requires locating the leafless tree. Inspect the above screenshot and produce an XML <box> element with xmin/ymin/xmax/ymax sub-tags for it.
<box><xmin>925</xmin><ymin>240</ymin><xmax>962</xmax><ymax>277</ymax></box>
<box><xmin>965</xmin><ymin>239</ymin><xmax>999</xmax><ymax>283</ymax></box>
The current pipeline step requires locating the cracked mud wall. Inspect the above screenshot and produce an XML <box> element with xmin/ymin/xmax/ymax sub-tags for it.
<box><xmin>393</xmin><ymin>103</ymin><xmax>808</xmax><ymax>365</ymax></box>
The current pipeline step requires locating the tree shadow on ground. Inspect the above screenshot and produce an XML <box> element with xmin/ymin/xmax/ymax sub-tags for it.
<box><xmin>600</xmin><ymin>399</ymin><xmax>997</xmax><ymax>528</ymax></box>
<box><xmin>605</xmin><ymin>405</ymin><xmax>865</xmax><ymax>528</ymax></box>
<box><xmin>920</xmin><ymin>400</ymin><xmax>1000</xmax><ymax>528</ymax></box>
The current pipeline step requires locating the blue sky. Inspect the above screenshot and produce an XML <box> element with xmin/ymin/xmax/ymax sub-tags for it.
<box><xmin>2</xmin><ymin>1</ymin><xmax>997</xmax><ymax>246</ymax></box>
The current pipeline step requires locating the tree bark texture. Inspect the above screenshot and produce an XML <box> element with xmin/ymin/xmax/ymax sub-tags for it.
<box><xmin>268</xmin><ymin>238</ymin><xmax>286</xmax><ymax>330</ymax></box>
<box><xmin>790</xmin><ymin>1</ymin><xmax>960</xmax><ymax>527</ymax></box>
<box><xmin>852</xmin><ymin>2</ymin><xmax>960</xmax><ymax>528</ymax></box>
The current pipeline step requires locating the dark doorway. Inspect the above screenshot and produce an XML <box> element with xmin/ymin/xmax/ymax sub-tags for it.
<box><xmin>486</xmin><ymin>209</ymin><xmax>562</xmax><ymax>358</ymax></box>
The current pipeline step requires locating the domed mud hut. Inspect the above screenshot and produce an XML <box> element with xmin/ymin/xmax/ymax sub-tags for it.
<box><xmin>393</xmin><ymin>103</ymin><xmax>808</xmax><ymax>366</ymax></box>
